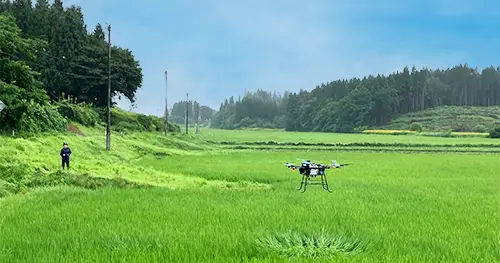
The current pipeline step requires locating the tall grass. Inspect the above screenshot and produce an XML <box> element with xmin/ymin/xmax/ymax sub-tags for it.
<box><xmin>0</xmin><ymin>124</ymin><xmax>263</xmax><ymax>196</ymax></box>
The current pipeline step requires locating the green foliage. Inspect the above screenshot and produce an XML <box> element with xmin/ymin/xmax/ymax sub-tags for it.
<box><xmin>0</xmin><ymin>167</ymin><xmax>151</xmax><ymax>197</ymax></box>
<box><xmin>27</xmin><ymin>171</ymin><xmax>152</xmax><ymax>190</ymax></box>
<box><xmin>1</xmin><ymin>1</ymin><xmax>143</xmax><ymax>109</ymax></box>
<box><xmin>255</xmin><ymin>230</ymin><xmax>366</xmax><ymax>259</ymax></box>
<box><xmin>0</xmin><ymin>14</ymin><xmax>63</xmax><ymax>133</ymax></box>
<box><xmin>0</xmin><ymin>163</ymin><xmax>31</xmax><ymax>196</ymax></box>
<box><xmin>382</xmin><ymin>106</ymin><xmax>500</xmax><ymax>131</ymax></box>
<box><xmin>55</xmin><ymin>100</ymin><xmax>99</xmax><ymax>126</ymax></box>
<box><xmin>16</xmin><ymin>100</ymin><xmax>68</xmax><ymax>133</ymax></box>
<box><xmin>211</xmin><ymin>90</ymin><xmax>288</xmax><ymax>130</ymax></box>
<box><xmin>488</xmin><ymin>127</ymin><xmax>500</xmax><ymax>138</ymax></box>
<box><xmin>109</xmin><ymin>108</ymin><xmax>180</xmax><ymax>133</ymax></box>
<box><xmin>472</xmin><ymin>124</ymin><xmax>487</xmax><ymax>133</ymax></box>
<box><xmin>409</xmin><ymin>122</ymin><xmax>423</xmax><ymax>132</ymax></box>
<box><xmin>170</xmin><ymin>100</ymin><xmax>216</xmax><ymax>127</ymax></box>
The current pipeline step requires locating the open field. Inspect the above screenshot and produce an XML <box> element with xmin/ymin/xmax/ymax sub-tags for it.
<box><xmin>197</xmin><ymin>128</ymin><xmax>497</xmax><ymax>145</ymax></box>
<box><xmin>1</xmin><ymin>127</ymin><xmax>499</xmax><ymax>262</ymax></box>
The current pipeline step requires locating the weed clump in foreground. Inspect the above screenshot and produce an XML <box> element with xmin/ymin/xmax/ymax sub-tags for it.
<box><xmin>27</xmin><ymin>171</ymin><xmax>153</xmax><ymax>190</ymax></box>
<box><xmin>0</xmin><ymin>169</ymin><xmax>152</xmax><ymax>197</ymax></box>
<box><xmin>255</xmin><ymin>229</ymin><xmax>367</xmax><ymax>259</ymax></box>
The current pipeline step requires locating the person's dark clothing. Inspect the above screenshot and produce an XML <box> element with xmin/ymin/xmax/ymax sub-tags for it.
<box><xmin>60</xmin><ymin>147</ymin><xmax>71</xmax><ymax>169</ymax></box>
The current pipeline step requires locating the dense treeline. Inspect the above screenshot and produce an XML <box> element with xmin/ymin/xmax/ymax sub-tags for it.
<box><xmin>0</xmin><ymin>0</ymin><xmax>151</xmax><ymax>133</ymax></box>
<box><xmin>169</xmin><ymin>100</ymin><xmax>216</xmax><ymax>127</ymax></box>
<box><xmin>211</xmin><ymin>90</ymin><xmax>288</xmax><ymax>129</ymax></box>
<box><xmin>211</xmin><ymin>65</ymin><xmax>500</xmax><ymax>132</ymax></box>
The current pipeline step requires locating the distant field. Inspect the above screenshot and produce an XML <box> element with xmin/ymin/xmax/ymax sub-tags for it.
<box><xmin>197</xmin><ymin>128</ymin><xmax>498</xmax><ymax>145</ymax></box>
<box><xmin>1</xmin><ymin>126</ymin><xmax>499</xmax><ymax>262</ymax></box>
<box><xmin>378</xmin><ymin>105</ymin><xmax>500</xmax><ymax>131</ymax></box>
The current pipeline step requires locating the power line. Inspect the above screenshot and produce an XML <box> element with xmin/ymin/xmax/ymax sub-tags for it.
<box><xmin>0</xmin><ymin>49</ymin><xmax>107</xmax><ymax>80</ymax></box>
<box><xmin>35</xmin><ymin>49</ymin><xmax>94</xmax><ymax>71</ymax></box>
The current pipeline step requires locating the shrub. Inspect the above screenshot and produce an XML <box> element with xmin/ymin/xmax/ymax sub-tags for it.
<box><xmin>452</xmin><ymin>123</ymin><xmax>471</xmax><ymax>132</ymax></box>
<box><xmin>16</xmin><ymin>101</ymin><xmax>68</xmax><ymax>134</ymax></box>
<box><xmin>150</xmin><ymin>116</ymin><xmax>181</xmax><ymax>133</ymax></box>
<box><xmin>472</xmin><ymin>124</ymin><xmax>487</xmax><ymax>133</ymax></box>
<box><xmin>0</xmin><ymin>164</ymin><xmax>32</xmax><ymax>195</ymax></box>
<box><xmin>56</xmin><ymin>101</ymin><xmax>99</xmax><ymax>126</ymax></box>
<box><xmin>488</xmin><ymin>127</ymin><xmax>500</xmax><ymax>138</ymax></box>
<box><xmin>409</xmin><ymin>122</ymin><xmax>423</xmax><ymax>132</ymax></box>
<box><xmin>137</xmin><ymin>114</ymin><xmax>155</xmax><ymax>131</ymax></box>
<box><xmin>113</xmin><ymin>121</ymin><xmax>145</xmax><ymax>132</ymax></box>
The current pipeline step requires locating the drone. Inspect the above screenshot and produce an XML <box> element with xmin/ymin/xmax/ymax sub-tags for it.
<box><xmin>285</xmin><ymin>159</ymin><xmax>352</xmax><ymax>193</ymax></box>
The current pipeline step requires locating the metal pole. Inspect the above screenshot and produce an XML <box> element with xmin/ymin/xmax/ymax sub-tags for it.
<box><xmin>106</xmin><ymin>24</ymin><xmax>111</xmax><ymax>150</ymax></box>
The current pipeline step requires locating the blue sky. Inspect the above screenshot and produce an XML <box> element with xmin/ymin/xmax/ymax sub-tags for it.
<box><xmin>64</xmin><ymin>0</ymin><xmax>500</xmax><ymax>116</ymax></box>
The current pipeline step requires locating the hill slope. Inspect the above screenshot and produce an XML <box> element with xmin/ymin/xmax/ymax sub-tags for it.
<box><xmin>373</xmin><ymin>106</ymin><xmax>500</xmax><ymax>132</ymax></box>
<box><xmin>0</xmin><ymin>123</ymin><xmax>267</xmax><ymax>197</ymax></box>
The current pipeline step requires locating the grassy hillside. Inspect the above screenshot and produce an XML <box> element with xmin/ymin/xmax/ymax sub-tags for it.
<box><xmin>0</xmin><ymin>123</ymin><xmax>269</xmax><ymax>197</ymax></box>
<box><xmin>375</xmin><ymin>106</ymin><xmax>500</xmax><ymax>132</ymax></box>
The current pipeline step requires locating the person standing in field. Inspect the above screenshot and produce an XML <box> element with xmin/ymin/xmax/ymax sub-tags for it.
<box><xmin>60</xmin><ymin>142</ymin><xmax>72</xmax><ymax>169</ymax></box>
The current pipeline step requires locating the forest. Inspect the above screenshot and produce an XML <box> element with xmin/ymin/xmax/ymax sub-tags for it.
<box><xmin>0</xmin><ymin>0</ymin><xmax>143</xmax><ymax>133</ymax></box>
<box><xmin>210</xmin><ymin>65</ymin><xmax>500</xmax><ymax>132</ymax></box>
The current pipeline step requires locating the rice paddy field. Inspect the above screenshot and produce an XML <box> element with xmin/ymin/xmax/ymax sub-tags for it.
<box><xmin>1</xmin><ymin>127</ymin><xmax>499</xmax><ymax>262</ymax></box>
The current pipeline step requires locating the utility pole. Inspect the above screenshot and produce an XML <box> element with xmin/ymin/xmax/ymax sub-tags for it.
<box><xmin>106</xmin><ymin>24</ymin><xmax>111</xmax><ymax>150</ymax></box>
<box><xmin>196</xmin><ymin>102</ymin><xmax>200</xmax><ymax>134</ymax></box>
<box><xmin>185</xmin><ymin>93</ymin><xmax>189</xmax><ymax>134</ymax></box>
<box><xmin>164</xmin><ymin>70</ymin><xmax>168</xmax><ymax>135</ymax></box>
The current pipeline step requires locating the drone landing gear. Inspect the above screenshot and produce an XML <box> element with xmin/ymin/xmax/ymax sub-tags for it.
<box><xmin>297</xmin><ymin>174</ymin><xmax>332</xmax><ymax>193</ymax></box>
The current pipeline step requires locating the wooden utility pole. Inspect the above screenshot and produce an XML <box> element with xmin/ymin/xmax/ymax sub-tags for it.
<box><xmin>164</xmin><ymin>70</ymin><xmax>168</xmax><ymax>135</ymax></box>
<box><xmin>185</xmin><ymin>93</ymin><xmax>189</xmax><ymax>134</ymax></box>
<box><xmin>106</xmin><ymin>24</ymin><xmax>111</xmax><ymax>150</ymax></box>
<box><xmin>196</xmin><ymin>102</ymin><xmax>200</xmax><ymax>134</ymax></box>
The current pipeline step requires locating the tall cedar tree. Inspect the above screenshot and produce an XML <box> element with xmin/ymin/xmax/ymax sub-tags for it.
<box><xmin>1</xmin><ymin>0</ymin><xmax>143</xmax><ymax>107</ymax></box>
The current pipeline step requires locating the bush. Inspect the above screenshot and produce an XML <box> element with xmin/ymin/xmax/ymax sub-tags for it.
<box><xmin>150</xmin><ymin>116</ymin><xmax>181</xmax><ymax>133</ymax></box>
<box><xmin>488</xmin><ymin>127</ymin><xmax>500</xmax><ymax>138</ymax></box>
<box><xmin>56</xmin><ymin>101</ymin><xmax>99</xmax><ymax>126</ymax></box>
<box><xmin>472</xmin><ymin>124</ymin><xmax>487</xmax><ymax>133</ymax></box>
<box><xmin>452</xmin><ymin>123</ymin><xmax>471</xmax><ymax>132</ymax></box>
<box><xmin>0</xmin><ymin>164</ymin><xmax>32</xmax><ymax>195</ymax></box>
<box><xmin>16</xmin><ymin>101</ymin><xmax>68</xmax><ymax>134</ymax></box>
<box><xmin>113</xmin><ymin>121</ymin><xmax>145</xmax><ymax>132</ymax></box>
<box><xmin>409</xmin><ymin>122</ymin><xmax>423</xmax><ymax>132</ymax></box>
<box><xmin>137</xmin><ymin>114</ymin><xmax>155</xmax><ymax>131</ymax></box>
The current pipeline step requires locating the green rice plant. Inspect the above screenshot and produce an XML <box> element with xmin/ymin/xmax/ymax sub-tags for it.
<box><xmin>255</xmin><ymin>229</ymin><xmax>366</xmax><ymax>259</ymax></box>
<box><xmin>1</xmin><ymin>128</ymin><xmax>499</xmax><ymax>262</ymax></box>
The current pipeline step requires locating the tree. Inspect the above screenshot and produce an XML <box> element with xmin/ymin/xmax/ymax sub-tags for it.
<box><xmin>0</xmin><ymin>14</ymin><xmax>66</xmax><ymax>132</ymax></box>
<box><xmin>4</xmin><ymin>0</ymin><xmax>143</xmax><ymax>107</ymax></box>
